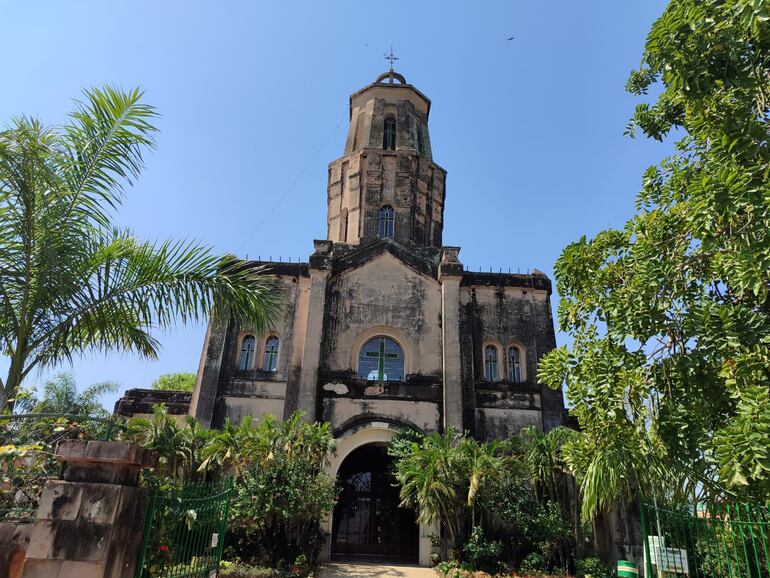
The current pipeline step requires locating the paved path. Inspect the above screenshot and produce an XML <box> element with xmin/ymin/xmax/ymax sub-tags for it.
<box><xmin>318</xmin><ymin>562</ymin><xmax>436</xmax><ymax>578</ymax></box>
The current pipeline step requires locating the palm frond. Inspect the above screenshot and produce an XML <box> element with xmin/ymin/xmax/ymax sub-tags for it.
<box><xmin>61</xmin><ymin>86</ymin><xmax>158</xmax><ymax>228</ymax></box>
<box><xmin>25</xmin><ymin>230</ymin><xmax>282</xmax><ymax>370</ymax></box>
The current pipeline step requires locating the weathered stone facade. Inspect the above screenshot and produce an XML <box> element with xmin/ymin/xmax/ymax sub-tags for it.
<box><xmin>187</xmin><ymin>71</ymin><xmax>565</xmax><ymax>564</ymax></box>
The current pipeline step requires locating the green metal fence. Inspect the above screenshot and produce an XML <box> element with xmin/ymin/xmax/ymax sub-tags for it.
<box><xmin>0</xmin><ymin>413</ymin><xmax>121</xmax><ymax>520</ymax></box>
<box><xmin>640</xmin><ymin>500</ymin><xmax>770</xmax><ymax>578</ymax></box>
<box><xmin>135</xmin><ymin>478</ymin><xmax>234</xmax><ymax>578</ymax></box>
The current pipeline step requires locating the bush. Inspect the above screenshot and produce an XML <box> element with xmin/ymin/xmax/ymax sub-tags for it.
<box><xmin>519</xmin><ymin>552</ymin><xmax>546</xmax><ymax>576</ymax></box>
<box><xmin>461</xmin><ymin>527</ymin><xmax>503</xmax><ymax>574</ymax></box>
<box><xmin>434</xmin><ymin>560</ymin><xmax>460</xmax><ymax>576</ymax></box>
<box><xmin>219</xmin><ymin>561</ymin><xmax>302</xmax><ymax>578</ymax></box>
<box><xmin>479</xmin><ymin>472</ymin><xmax>574</xmax><ymax>571</ymax></box>
<box><xmin>226</xmin><ymin>454</ymin><xmax>336</xmax><ymax>567</ymax></box>
<box><xmin>575</xmin><ymin>556</ymin><xmax>610</xmax><ymax>578</ymax></box>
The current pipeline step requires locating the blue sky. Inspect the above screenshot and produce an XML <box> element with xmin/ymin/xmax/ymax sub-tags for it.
<box><xmin>1</xmin><ymin>1</ymin><xmax>671</xmax><ymax>410</ymax></box>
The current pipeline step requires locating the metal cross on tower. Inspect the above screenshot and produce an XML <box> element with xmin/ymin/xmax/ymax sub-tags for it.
<box><xmin>384</xmin><ymin>46</ymin><xmax>399</xmax><ymax>83</ymax></box>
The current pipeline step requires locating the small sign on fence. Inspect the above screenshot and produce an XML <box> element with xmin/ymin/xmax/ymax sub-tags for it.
<box><xmin>647</xmin><ymin>536</ymin><xmax>689</xmax><ymax>575</ymax></box>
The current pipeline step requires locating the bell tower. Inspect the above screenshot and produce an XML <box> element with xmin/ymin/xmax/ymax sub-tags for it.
<box><xmin>326</xmin><ymin>70</ymin><xmax>447</xmax><ymax>248</ymax></box>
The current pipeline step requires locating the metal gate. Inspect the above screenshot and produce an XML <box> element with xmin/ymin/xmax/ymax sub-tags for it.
<box><xmin>331</xmin><ymin>444</ymin><xmax>418</xmax><ymax>561</ymax></box>
<box><xmin>640</xmin><ymin>500</ymin><xmax>770</xmax><ymax>578</ymax></box>
<box><xmin>135</xmin><ymin>478</ymin><xmax>234</xmax><ymax>578</ymax></box>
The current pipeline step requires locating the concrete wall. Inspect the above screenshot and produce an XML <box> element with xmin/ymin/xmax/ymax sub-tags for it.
<box><xmin>21</xmin><ymin>441</ymin><xmax>153</xmax><ymax>578</ymax></box>
<box><xmin>209</xmin><ymin>273</ymin><xmax>302</xmax><ymax>426</ymax></box>
<box><xmin>322</xmin><ymin>398</ymin><xmax>440</xmax><ymax>434</ymax></box>
<box><xmin>0</xmin><ymin>522</ymin><xmax>33</xmax><ymax>578</ymax></box>
<box><xmin>321</xmin><ymin>252</ymin><xmax>443</xmax><ymax>378</ymax></box>
<box><xmin>327</xmin><ymin>149</ymin><xmax>446</xmax><ymax>248</ymax></box>
<box><xmin>459</xmin><ymin>273</ymin><xmax>565</xmax><ymax>438</ymax></box>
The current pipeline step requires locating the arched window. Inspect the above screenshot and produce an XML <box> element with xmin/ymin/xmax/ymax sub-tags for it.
<box><xmin>507</xmin><ymin>346</ymin><xmax>522</xmax><ymax>383</ymax></box>
<box><xmin>383</xmin><ymin>117</ymin><xmax>396</xmax><ymax>150</ymax></box>
<box><xmin>239</xmin><ymin>335</ymin><xmax>256</xmax><ymax>370</ymax></box>
<box><xmin>262</xmin><ymin>336</ymin><xmax>279</xmax><ymax>372</ymax></box>
<box><xmin>484</xmin><ymin>345</ymin><xmax>498</xmax><ymax>381</ymax></box>
<box><xmin>378</xmin><ymin>206</ymin><xmax>395</xmax><ymax>239</ymax></box>
<box><xmin>358</xmin><ymin>336</ymin><xmax>404</xmax><ymax>381</ymax></box>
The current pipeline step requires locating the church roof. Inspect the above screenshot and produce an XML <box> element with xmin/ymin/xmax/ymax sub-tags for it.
<box><xmin>349</xmin><ymin>70</ymin><xmax>431</xmax><ymax>119</ymax></box>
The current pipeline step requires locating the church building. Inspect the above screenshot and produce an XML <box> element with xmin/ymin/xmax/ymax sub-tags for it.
<box><xmin>188</xmin><ymin>69</ymin><xmax>565</xmax><ymax>565</ymax></box>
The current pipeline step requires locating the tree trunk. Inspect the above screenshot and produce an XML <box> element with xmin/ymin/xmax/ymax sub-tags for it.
<box><xmin>3</xmin><ymin>355</ymin><xmax>26</xmax><ymax>412</ymax></box>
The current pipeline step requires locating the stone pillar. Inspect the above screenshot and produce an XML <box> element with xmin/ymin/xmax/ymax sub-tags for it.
<box><xmin>0</xmin><ymin>521</ymin><xmax>33</xmax><ymax>578</ymax></box>
<box><xmin>439</xmin><ymin>247</ymin><xmax>464</xmax><ymax>432</ymax></box>
<box><xmin>190</xmin><ymin>312</ymin><xmax>229</xmax><ymax>427</ymax></box>
<box><xmin>295</xmin><ymin>240</ymin><xmax>332</xmax><ymax>420</ymax></box>
<box><xmin>22</xmin><ymin>441</ymin><xmax>155</xmax><ymax>578</ymax></box>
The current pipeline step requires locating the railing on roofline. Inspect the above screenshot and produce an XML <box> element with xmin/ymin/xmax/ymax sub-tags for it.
<box><xmin>0</xmin><ymin>413</ymin><xmax>123</xmax><ymax>521</ymax></box>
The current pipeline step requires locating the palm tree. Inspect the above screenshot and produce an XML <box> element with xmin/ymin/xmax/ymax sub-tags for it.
<box><xmin>520</xmin><ymin>426</ymin><xmax>577</xmax><ymax>506</ymax></box>
<box><xmin>20</xmin><ymin>372</ymin><xmax>117</xmax><ymax>417</ymax></box>
<box><xmin>124</xmin><ymin>404</ymin><xmax>212</xmax><ymax>480</ymax></box>
<box><xmin>198</xmin><ymin>411</ymin><xmax>336</xmax><ymax>477</ymax></box>
<box><xmin>461</xmin><ymin>437</ymin><xmax>502</xmax><ymax>528</ymax></box>
<box><xmin>0</xmin><ymin>86</ymin><xmax>282</xmax><ymax>411</ymax></box>
<box><xmin>392</xmin><ymin>428</ymin><xmax>471</xmax><ymax>556</ymax></box>
<box><xmin>198</xmin><ymin>415</ymin><xmax>260</xmax><ymax>477</ymax></box>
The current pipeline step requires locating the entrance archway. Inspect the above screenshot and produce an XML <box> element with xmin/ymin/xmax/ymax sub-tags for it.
<box><xmin>331</xmin><ymin>444</ymin><xmax>418</xmax><ymax>561</ymax></box>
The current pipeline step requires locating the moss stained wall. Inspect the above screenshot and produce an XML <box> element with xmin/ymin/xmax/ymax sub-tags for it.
<box><xmin>459</xmin><ymin>273</ymin><xmax>565</xmax><ymax>439</ymax></box>
<box><xmin>320</xmin><ymin>252</ymin><xmax>443</xmax><ymax>378</ymax></box>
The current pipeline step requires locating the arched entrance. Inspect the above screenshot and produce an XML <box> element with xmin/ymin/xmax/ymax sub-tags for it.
<box><xmin>331</xmin><ymin>444</ymin><xmax>418</xmax><ymax>561</ymax></box>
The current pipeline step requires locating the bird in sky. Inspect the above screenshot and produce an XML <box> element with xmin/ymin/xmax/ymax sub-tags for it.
<box><xmin>507</xmin><ymin>36</ymin><xmax>515</xmax><ymax>41</ymax></box>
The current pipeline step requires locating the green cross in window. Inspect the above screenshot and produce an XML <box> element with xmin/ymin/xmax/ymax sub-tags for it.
<box><xmin>364</xmin><ymin>338</ymin><xmax>399</xmax><ymax>381</ymax></box>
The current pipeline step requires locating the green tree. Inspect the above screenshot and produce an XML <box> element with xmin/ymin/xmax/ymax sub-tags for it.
<box><xmin>519</xmin><ymin>425</ymin><xmax>577</xmax><ymax>506</ymax></box>
<box><xmin>151</xmin><ymin>372</ymin><xmax>195</xmax><ymax>392</ymax></box>
<box><xmin>124</xmin><ymin>404</ymin><xmax>212</xmax><ymax>481</ymax></box>
<box><xmin>21</xmin><ymin>372</ymin><xmax>117</xmax><ymax>417</ymax></box>
<box><xmin>222</xmin><ymin>412</ymin><xmax>337</xmax><ymax>566</ymax></box>
<box><xmin>199</xmin><ymin>411</ymin><xmax>335</xmax><ymax>478</ymax></box>
<box><xmin>539</xmin><ymin>0</ymin><xmax>770</xmax><ymax>520</ymax></box>
<box><xmin>390</xmin><ymin>428</ymin><xmax>504</xmax><ymax>556</ymax></box>
<box><xmin>0</xmin><ymin>87</ymin><xmax>282</xmax><ymax>411</ymax></box>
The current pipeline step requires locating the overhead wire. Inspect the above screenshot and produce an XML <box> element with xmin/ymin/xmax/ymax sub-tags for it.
<box><xmin>237</xmin><ymin>118</ymin><xmax>342</xmax><ymax>253</ymax></box>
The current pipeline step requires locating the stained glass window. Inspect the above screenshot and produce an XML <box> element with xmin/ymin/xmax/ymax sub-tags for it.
<box><xmin>484</xmin><ymin>345</ymin><xmax>498</xmax><ymax>381</ymax></box>
<box><xmin>359</xmin><ymin>337</ymin><xmax>404</xmax><ymax>381</ymax></box>
<box><xmin>239</xmin><ymin>335</ymin><xmax>255</xmax><ymax>370</ymax></box>
<box><xmin>379</xmin><ymin>206</ymin><xmax>394</xmax><ymax>239</ymax></box>
<box><xmin>507</xmin><ymin>346</ymin><xmax>522</xmax><ymax>383</ymax></box>
<box><xmin>262</xmin><ymin>336</ymin><xmax>279</xmax><ymax>372</ymax></box>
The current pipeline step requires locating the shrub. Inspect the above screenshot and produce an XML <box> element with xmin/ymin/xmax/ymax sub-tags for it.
<box><xmin>389</xmin><ymin>428</ymin><xmax>504</xmax><ymax>555</ymax></box>
<box><xmin>461</xmin><ymin>527</ymin><xmax>503</xmax><ymax>574</ymax></box>
<box><xmin>434</xmin><ymin>560</ymin><xmax>461</xmax><ymax>578</ymax></box>
<box><xmin>479</xmin><ymin>471</ymin><xmax>573</xmax><ymax>570</ymax></box>
<box><xmin>219</xmin><ymin>561</ymin><xmax>292</xmax><ymax>578</ymax></box>
<box><xmin>575</xmin><ymin>556</ymin><xmax>611</xmax><ymax>578</ymax></box>
<box><xmin>226</xmin><ymin>454</ymin><xmax>336</xmax><ymax>567</ymax></box>
<box><xmin>519</xmin><ymin>552</ymin><xmax>546</xmax><ymax>576</ymax></box>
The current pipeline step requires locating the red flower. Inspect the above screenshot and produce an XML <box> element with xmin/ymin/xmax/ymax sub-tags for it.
<box><xmin>159</xmin><ymin>545</ymin><xmax>170</xmax><ymax>553</ymax></box>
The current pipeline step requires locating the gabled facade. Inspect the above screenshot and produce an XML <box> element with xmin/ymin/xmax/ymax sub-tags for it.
<box><xmin>189</xmin><ymin>70</ymin><xmax>565</xmax><ymax>564</ymax></box>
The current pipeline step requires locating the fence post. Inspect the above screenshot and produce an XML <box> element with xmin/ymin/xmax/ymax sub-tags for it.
<box><xmin>638</xmin><ymin>496</ymin><xmax>654</xmax><ymax>578</ymax></box>
<box><xmin>134</xmin><ymin>490</ymin><xmax>157</xmax><ymax>578</ymax></box>
<box><xmin>21</xmin><ymin>440</ymin><xmax>156</xmax><ymax>578</ymax></box>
